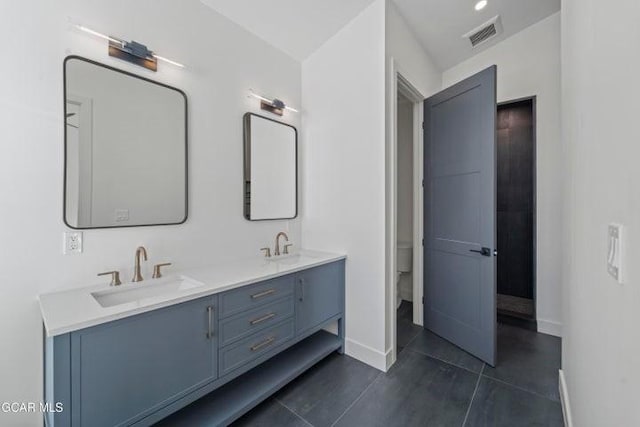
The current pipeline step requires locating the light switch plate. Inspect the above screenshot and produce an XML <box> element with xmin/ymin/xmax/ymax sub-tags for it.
<box><xmin>607</xmin><ymin>224</ymin><xmax>623</xmax><ymax>283</ymax></box>
<box><xmin>64</xmin><ymin>231</ymin><xmax>83</xmax><ymax>255</ymax></box>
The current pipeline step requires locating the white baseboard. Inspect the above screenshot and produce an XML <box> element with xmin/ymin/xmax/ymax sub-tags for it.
<box><xmin>559</xmin><ymin>369</ymin><xmax>573</xmax><ymax>427</ymax></box>
<box><xmin>537</xmin><ymin>319</ymin><xmax>562</xmax><ymax>337</ymax></box>
<box><xmin>385</xmin><ymin>346</ymin><xmax>395</xmax><ymax>370</ymax></box>
<box><xmin>345</xmin><ymin>338</ymin><xmax>389</xmax><ymax>372</ymax></box>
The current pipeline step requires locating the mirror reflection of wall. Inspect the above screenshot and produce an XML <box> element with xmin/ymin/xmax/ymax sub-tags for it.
<box><xmin>243</xmin><ymin>114</ymin><xmax>297</xmax><ymax>221</ymax></box>
<box><xmin>64</xmin><ymin>57</ymin><xmax>188</xmax><ymax>229</ymax></box>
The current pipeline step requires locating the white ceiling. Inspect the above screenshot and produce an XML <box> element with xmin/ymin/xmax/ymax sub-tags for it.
<box><xmin>200</xmin><ymin>0</ymin><xmax>560</xmax><ymax>68</ymax></box>
<box><xmin>199</xmin><ymin>0</ymin><xmax>377</xmax><ymax>61</ymax></box>
<box><xmin>392</xmin><ymin>0</ymin><xmax>561</xmax><ymax>70</ymax></box>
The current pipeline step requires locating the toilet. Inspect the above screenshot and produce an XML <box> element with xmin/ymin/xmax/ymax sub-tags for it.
<box><xmin>397</xmin><ymin>242</ymin><xmax>413</xmax><ymax>308</ymax></box>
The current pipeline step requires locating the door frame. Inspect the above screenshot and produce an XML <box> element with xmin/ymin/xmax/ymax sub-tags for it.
<box><xmin>497</xmin><ymin>96</ymin><xmax>538</xmax><ymax>323</ymax></box>
<box><xmin>386</xmin><ymin>57</ymin><xmax>427</xmax><ymax>369</ymax></box>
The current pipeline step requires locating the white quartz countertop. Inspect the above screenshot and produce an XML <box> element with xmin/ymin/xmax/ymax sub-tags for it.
<box><xmin>38</xmin><ymin>250</ymin><xmax>346</xmax><ymax>337</ymax></box>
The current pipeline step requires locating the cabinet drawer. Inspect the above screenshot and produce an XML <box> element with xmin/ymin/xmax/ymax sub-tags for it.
<box><xmin>219</xmin><ymin>319</ymin><xmax>294</xmax><ymax>376</ymax></box>
<box><xmin>220</xmin><ymin>275</ymin><xmax>294</xmax><ymax>318</ymax></box>
<box><xmin>220</xmin><ymin>296</ymin><xmax>294</xmax><ymax>347</ymax></box>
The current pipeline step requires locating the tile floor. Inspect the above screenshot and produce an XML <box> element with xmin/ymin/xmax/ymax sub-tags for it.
<box><xmin>232</xmin><ymin>301</ymin><xmax>563</xmax><ymax>427</ymax></box>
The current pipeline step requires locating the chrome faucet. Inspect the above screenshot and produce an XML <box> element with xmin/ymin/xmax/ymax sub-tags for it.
<box><xmin>274</xmin><ymin>232</ymin><xmax>289</xmax><ymax>256</ymax></box>
<box><xmin>132</xmin><ymin>246</ymin><xmax>148</xmax><ymax>282</ymax></box>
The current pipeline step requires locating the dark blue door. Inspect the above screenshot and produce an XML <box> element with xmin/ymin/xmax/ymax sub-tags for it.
<box><xmin>423</xmin><ymin>66</ymin><xmax>497</xmax><ymax>366</ymax></box>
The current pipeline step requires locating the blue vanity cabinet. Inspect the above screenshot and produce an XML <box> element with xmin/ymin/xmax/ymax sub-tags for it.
<box><xmin>44</xmin><ymin>259</ymin><xmax>346</xmax><ymax>427</ymax></box>
<box><xmin>69</xmin><ymin>296</ymin><xmax>218</xmax><ymax>427</ymax></box>
<box><xmin>295</xmin><ymin>261</ymin><xmax>345</xmax><ymax>336</ymax></box>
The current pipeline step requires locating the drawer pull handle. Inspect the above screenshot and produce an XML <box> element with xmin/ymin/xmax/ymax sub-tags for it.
<box><xmin>250</xmin><ymin>312</ymin><xmax>276</xmax><ymax>325</ymax></box>
<box><xmin>251</xmin><ymin>289</ymin><xmax>276</xmax><ymax>299</ymax></box>
<box><xmin>250</xmin><ymin>336</ymin><xmax>276</xmax><ymax>352</ymax></box>
<box><xmin>206</xmin><ymin>306</ymin><xmax>214</xmax><ymax>339</ymax></box>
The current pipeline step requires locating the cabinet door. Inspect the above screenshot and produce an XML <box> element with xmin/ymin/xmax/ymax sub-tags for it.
<box><xmin>296</xmin><ymin>261</ymin><xmax>344</xmax><ymax>335</ymax></box>
<box><xmin>71</xmin><ymin>296</ymin><xmax>217</xmax><ymax>427</ymax></box>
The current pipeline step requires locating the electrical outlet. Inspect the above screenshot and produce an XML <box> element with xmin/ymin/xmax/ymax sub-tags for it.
<box><xmin>63</xmin><ymin>231</ymin><xmax>83</xmax><ymax>255</ymax></box>
<box><xmin>116</xmin><ymin>209</ymin><xmax>129</xmax><ymax>222</ymax></box>
<box><xmin>115</xmin><ymin>209</ymin><xmax>130</xmax><ymax>222</ymax></box>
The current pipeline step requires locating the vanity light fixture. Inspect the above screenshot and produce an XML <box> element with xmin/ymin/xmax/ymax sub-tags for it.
<box><xmin>75</xmin><ymin>24</ymin><xmax>185</xmax><ymax>71</ymax></box>
<box><xmin>249</xmin><ymin>89</ymin><xmax>299</xmax><ymax>116</ymax></box>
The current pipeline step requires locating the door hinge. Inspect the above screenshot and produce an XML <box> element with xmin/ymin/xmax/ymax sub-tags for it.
<box><xmin>422</xmin><ymin>179</ymin><xmax>424</xmax><ymax>187</ymax></box>
<box><xmin>422</xmin><ymin>296</ymin><xmax>424</xmax><ymax>305</ymax></box>
<box><xmin>422</xmin><ymin>238</ymin><xmax>424</xmax><ymax>246</ymax></box>
<box><xmin>422</xmin><ymin>121</ymin><xmax>425</xmax><ymax>130</ymax></box>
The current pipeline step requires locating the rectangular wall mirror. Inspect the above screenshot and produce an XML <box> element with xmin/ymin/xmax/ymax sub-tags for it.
<box><xmin>243</xmin><ymin>113</ymin><xmax>297</xmax><ymax>220</ymax></box>
<box><xmin>64</xmin><ymin>56</ymin><xmax>187</xmax><ymax>229</ymax></box>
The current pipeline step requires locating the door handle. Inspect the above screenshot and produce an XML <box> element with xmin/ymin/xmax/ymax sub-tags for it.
<box><xmin>206</xmin><ymin>306</ymin><xmax>214</xmax><ymax>339</ymax></box>
<box><xmin>299</xmin><ymin>278</ymin><xmax>305</xmax><ymax>302</ymax></box>
<box><xmin>469</xmin><ymin>247</ymin><xmax>491</xmax><ymax>257</ymax></box>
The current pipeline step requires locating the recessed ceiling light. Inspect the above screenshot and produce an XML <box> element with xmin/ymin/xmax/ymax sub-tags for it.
<box><xmin>475</xmin><ymin>0</ymin><xmax>488</xmax><ymax>11</ymax></box>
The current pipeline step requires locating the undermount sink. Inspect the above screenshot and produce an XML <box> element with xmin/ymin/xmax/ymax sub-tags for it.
<box><xmin>267</xmin><ymin>253</ymin><xmax>316</xmax><ymax>265</ymax></box>
<box><xmin>92</xmin><ymin>276</ymin><xmax>204</xmax><ymax>308</ymax></box>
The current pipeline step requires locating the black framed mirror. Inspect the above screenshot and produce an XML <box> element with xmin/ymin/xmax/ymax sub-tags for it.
<box><xmin>63</xmin><ymin>56</ymin><xmax>188</xmax><ymax>229</ymax></box>
<box><xmin>243</xmin><ymin>113</ymin><xmax>297</xmax><ymax>221</ymax></box>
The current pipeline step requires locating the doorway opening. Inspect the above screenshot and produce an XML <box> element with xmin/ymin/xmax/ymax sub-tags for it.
<box><xmin>396</xmin><ymin>90</ymin><xmax>416</xmax><ymax>352</ymax></box>
<box><xmin>496</xmin><ymin>97</ymin><xmax>537</xmax><ymax>330</ymax></box>
<box><xmin>388</xmin><ymin>68</ymin><xmax>425</xmax><ymax>365</ymax></box>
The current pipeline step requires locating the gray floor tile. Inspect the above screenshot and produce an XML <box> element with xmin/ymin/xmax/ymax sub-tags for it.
<box><xmin>397</xmin><ymin>301</ymin><xmax>421</xmax><ymax>354</ymax></box>
<box><xmin>231</xmin><ymin>399</ymin><xmax>308</xmax><ymax>427</ymax></box>
<box><xmin>483</xmin><ymin>324</ymin><xmax>561</xmax><ymax>401</ymax></box>
<box><xmin>464</xmin><ymin>377</ymin><xmax>564</xmax><ymax>427</ymax></box>
<box><xmin>397</xmin><ymin>317</ymin><xmax>422</xmax><ymax>354</ymax></box>
<box><xmin>335</xmin><ymin>350</ymin><xmax>478</xmax><ymax>427</ymax></box>
<box><xmin>407</xmin><ymin>329</ymin><xmax>485</xmax><ymax>373</ymax></box>
<box><xmin>397</xmin><ymin>300</ymin><xmax>413</xmax><ymax>322</ymax></box>
<box><xmin>275</xmin><ymin>353</ymin><xmax>380</xmax><ymax>427</ymax></box>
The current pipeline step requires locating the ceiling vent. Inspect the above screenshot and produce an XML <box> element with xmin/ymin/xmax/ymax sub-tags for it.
<box><xmin>463</xmin><ymin>15</ymin><xmax>503</xmax><ymax>48</ymax></box>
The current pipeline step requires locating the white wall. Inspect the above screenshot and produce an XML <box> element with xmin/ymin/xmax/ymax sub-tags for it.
<box><xmin>562</xmin><ymin>0</ymin><xmax>640</xmax><ymax>425</ymax></box>
<box><xmin>301</xmin><ymin>0</ymin><xmax>388</xmax><ymax>369</ymax></box>
<box><xmin>385</xmin><ymin>1</ymin><xmax>441</xmax><ymax>98</ymax></box>
<box><xmin>0</xmin><ymin>1</ymin><xmax>301</xmax><ymax>425</ymax></box>
<box><xmin>300</xmin><ymin>0</ymin><xmax>441</xmax><ymax>371</ymax></box>
<box><xmin>396</xmin><ymin>98</ymin><xmax>413</xmax><ymax>302</ymax></box>
<box><xmin>396</xmin><ymin>99</ymin><xmax>413</xmax><ymax>245</ymax></box>
<box><xmin>385</xmin><ymin>0</ymin><xmax>442</xmax><ymax>359</ymax></box>
<box><xmin>443</xmin><ymin>12</ymin><xmax>562</xmax><ymax>336</ymax></box>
